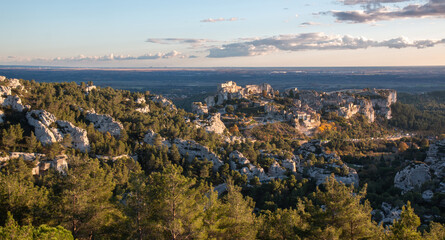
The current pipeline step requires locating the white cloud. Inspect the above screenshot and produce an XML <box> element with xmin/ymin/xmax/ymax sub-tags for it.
<box><xmin>299</xmin><ymin>22</ymin><xmax>321</xmax><ymax>27</ymax></box>
<box><xmin>329</xmin><ymin>0</ymin><xmax>445</xmax><ymax>23</ymax></box>
<box><xmin>207</xmin><ymin>32</ymin><xmax>445</xmax><ymax>58</ymax></box>
<box><xmin>200</xmin><ymin>17</ymin><xmax>241</xmax><ymax>23</ymax></box>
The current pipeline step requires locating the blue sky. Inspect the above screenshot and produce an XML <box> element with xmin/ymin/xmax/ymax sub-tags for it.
<box><xmin>1</xmin><ymin>0</ymin><xmax>444</xmax><ymax>67</ymax></box>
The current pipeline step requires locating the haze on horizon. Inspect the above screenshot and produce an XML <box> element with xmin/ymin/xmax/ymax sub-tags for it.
<box><xmin>1</xmin><ymin>0</ymin><xmax>445</xmax><ymax>68</ymax></box>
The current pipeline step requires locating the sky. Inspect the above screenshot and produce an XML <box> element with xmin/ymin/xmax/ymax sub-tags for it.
<box><xmin>0</xmin><ymin>0</ymin><xmax>444</xmax><ymax>67</ymax></box>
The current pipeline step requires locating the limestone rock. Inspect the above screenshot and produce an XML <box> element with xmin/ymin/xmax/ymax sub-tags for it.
<box><xmin>191</xmin><ymin>102</ymin><xmax>208</xmax><ymax>115</ymax></box>
<box><xmin>394</xmin><ymin>163</ymin><xmax>431</xmax><ymax>194</ymax></box>
<box><xmin>422</xmin><ymin>190</ymin><xmax>434</xmax><ymax>202</ymax></box>
<box><xmin>136</xmin><ymin>97</ymin><xmax>146</xmax><ymax>104</ymax></box>
<box><xmin>85</xmin><ymin>85</ymin><xmax>96</xmax><ymax>94</ymax></box>
<box><xmin>26</xmin><ymin>110</ymin><xmax>62</xmax><ymax>145</ymax></box>
<box><xmin>0</xmin><ymin>86</ymin><xmax>12</xmax><ymax>96</ymax></box>
<box><xmin>204</xmin><ymin>113</ymin><xmax>226</xmax><ymax>134</ymax></box>
<box><xmin>424</xmin><ymin>139</ymin><xmax>445</xmax><ymax>179</ymax></box>
<box><xmin>135</xmin><ymin>105</ymin><xmax>150</xmax><ymax>113</ymax></box>
<box><xmin>229</xmin><ymin>151</ymin><xmax>268</xmax><ymax>181</ymax></box>
<box><xmin>143</xmin><ymin>129</ymin><xmax>166</xmax><ymax>145</ymax></box>
<box><xmin>307</xmin><ymin>164</ymin><xmax>359</xmax><ymax>187</ymax></box>
<box><xmin>268</xmin><ymin>161</ymin><xmax>286</xmax><ymax>178</ymax></box>
<box><xmin>151</xmin><ymin>96</ymin><xmax>177</xmax><ymax>110</ymax></box>
<box><xmin>0</xmin><ymin>76</ymin><xmax>5</xmax><ymax>82</ymax></box>
<box><xmin>170</xmin><ymin>138</ymin><xmax>223</xmax><ymax>171</ymax></box>
<box><xmin>86</xmin><ymin>112</ymin><xmax>124</xmax><ymax>137</ymax></box>
<box><xmin>56</xmin><ymin>120</ymin><xmax>90</xmax><ymax>152</ymax></box>
<box><xmin>2</xmin><ymin>95</ymin><xmax>25</xmax><ymax>112</ymax></box>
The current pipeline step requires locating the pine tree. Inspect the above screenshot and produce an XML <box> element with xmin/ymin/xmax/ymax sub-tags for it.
<box><xmin>58</xmin><ymin>156</ymin><xmax>123</xmax><ymax>239</ymax></box>
<box><xmin>216</xmin><ymin>181</ymin><xmax>257</xmax><ymax>240</ymax></box>
<box><xmin>147</xmin><ymin>164</ymin><xmax>206</xmax><ymax>240</ymax></box>
<box><xmin>304</xmin><ymin>175</ymin><xmax>380</xmax><ymax>240</ymax></box>
<box><xmin>0</xmin><ymin>158</ymin><xmax>48</xmax><ymax>226</ymax></box>
<box><xmin>423</xmin><ymin>222</ymin><xmax>445</xmax><ymax>240</ymax></box>
<box><xmin>390</xmin><ymin>201</ymin><xmax>422</xmax><ymax>240</ymax></box>
<box><xmin>258</xmin><ymin>208</ymin><xmax>308</xmax><ymax>240</ymax></box>
<box><xmin>0</xmin><ymin>212</ymin><xmax>33</xmax><ymax>240</ymax></box>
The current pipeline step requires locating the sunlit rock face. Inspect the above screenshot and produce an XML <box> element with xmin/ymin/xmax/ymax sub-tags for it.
<box><xmin>26</xmin><ymin>110</ymin><xmax>90</xmax><ymax>152</ymax></box>
<box><xmin>26</xmin><ymin>110</ymin><xmax>62</xmax><ymax>145</ymax></box>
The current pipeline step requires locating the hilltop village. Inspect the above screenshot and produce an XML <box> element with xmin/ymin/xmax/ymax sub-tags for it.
<box><xmin>0</xmin><ymin>76</ymin><xmax>444</xmax><ymax>239</ymax></box>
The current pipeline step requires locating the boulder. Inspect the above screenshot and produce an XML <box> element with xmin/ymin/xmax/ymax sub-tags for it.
<box><xmin>86</xmin><ymin>112</ymin><xmax>124</xmax><ymax>137</ymax></box>
<box><xmin>56</xmin><ymin>120</ymin><xmax>90</xmax><ymax>152</ymax></box>
<box><xmin>394</xmin><ymin>163</ymin><xmax>431</xmax><ymax>194</ymax></box>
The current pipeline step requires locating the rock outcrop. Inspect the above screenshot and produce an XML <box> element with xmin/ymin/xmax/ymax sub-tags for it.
<box><xmin>229</xmin><ymin>151</ymin><xmax>268</xmax><ymax>181</ymax></box>
<box><xmin>169</xmin><ymin>138</ymin><xmax>223</xmax><ymax>171</ymax></box>
<box><xmin>2</xmin><ymin>95</ymin><xmax>25</xmax><ymax>112</ymax></box>
<box><xmin>204</xmin><ymin>113</ymin><xmax>226</xmax><ymax>135</ymax></box>
<box><xmin>26</xmin><ymin>110</ymin><xmax>90</xmax><ymax>151</ymax></box>
<box><xmin>56</xmin><ymin>120</ymin><xmax>90</xmax><ymax>152</ymax></box>
<box><xmin>135</xmin><ymin>105</ymin><xmax>150</xmax><ymax>113</ymax></box>
<box><xmin>394</xmin><ymin>140</ymin><xmax>445</xmax><ymax>195</ymax></box>
<box><xmin>191</xmin><ymin>102</ymin><xmax>208</xmax><ymax>115</ymax></box>
<box><xmin>307</xmin><ymin>164</ymin><xmax>359</xmax><ymax>187</ymax></box>
<box><xmin>143</xmin><ymin>129</ymin><xmax>165</xmax><ymax>145</ymax></box>
<box><xmin>0</xmin><ymin>152</ymin><xmax>68</xmax><ymax>176</ymax></box>
<box><xmin>297</xmin><ymin>140</ymin><xmax>360</xmax><ymax>187</ymax></box>
<box><xmin>206</xmin><ymin>81</ymin><xmax>274</xmax><ymax>107</ymax></box>
<box><xmin>26</xmin><ymin>110</ymin><xmax>62</xmax><ymax>145</ymax></box>
<box><xmin>86</xmin><ymin>112</ymin><xmax>124</xmax><ymax>137</ymax></box>
<box><xmin>394</xmin><ymin>163</ymin><xmax>431</xmax><ymax>194</ymax></box>
<box><xmin>151</xmin><ymin>96</ymin><xmax>177</xmax><ymax>110</ymax></box>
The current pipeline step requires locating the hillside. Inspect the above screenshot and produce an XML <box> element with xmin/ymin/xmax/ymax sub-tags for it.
<box><xmin>0</xmin><ymin>76</ymin><xmax>444</xmax><ymax>239</ymax></box>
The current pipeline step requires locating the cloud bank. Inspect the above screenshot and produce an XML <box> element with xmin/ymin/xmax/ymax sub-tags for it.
<box><xmin>330</xmin><ymin>0</ymin><xmax>445</xmax><ymax>23</ymax></box>
<box><xmin>145</xmin><ymin>38</ymin><xmax>213</xmax><ymax>45</ymax></box>
<box><xmin>207</xmin><ymin>33</ymin><xmax>445</xmax><ymax>58</ymax></box>
<box><xmin>46</xmin><ymin>51</ymin><xmax>189</xmax><ymax>62</ymax></box>
<box><xmin>200</xmin><ymin>17</ymin><xmax>241</xmax><ymax>23</ymax></box>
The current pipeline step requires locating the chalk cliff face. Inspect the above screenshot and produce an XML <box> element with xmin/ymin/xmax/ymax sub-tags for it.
<box><xmin>86</xmin><ymin>112</ymin><xmax>124</xmax><ymax>137</ymax></box>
